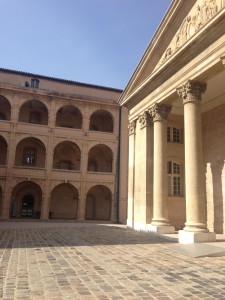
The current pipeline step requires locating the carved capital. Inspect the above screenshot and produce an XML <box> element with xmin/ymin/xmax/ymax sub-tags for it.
<box><xmin>177</xmin><ymin>80</ymin><xmax>207</xmax><ymax>104</ymax></box>
<box><xmin>128</xmin><ymin>120</ymin><xmax>136</xmax><ymax>135</ymax></box>
<box><xmin>220</xmin><ymin>54</ymin><xmax>225</xmax><ymax>68</ymax></box>
<box><xmin>149</xmin><ymin>103</ymin><xmax>172</xmax><ymax>122</ymax></box>
<box><xmin>138</xmin><ymin>112</ymin><xmax>151</xmax><ymax>129</ymax></box>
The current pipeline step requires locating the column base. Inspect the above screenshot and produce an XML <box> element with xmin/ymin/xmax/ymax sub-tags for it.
<box><xmin>179</xmin><ymin>230</ymin><xmax>216</xmax><ymax>244</ymax></box>
<box><xmin>147</xmin><ymin>224</ymin><xmax>175</xmax><ymax>234</ymax></box>
<box><xmin>127</xmin><ymin>219</ymin><xmax>133</xmax><ymax>228</ymax></box>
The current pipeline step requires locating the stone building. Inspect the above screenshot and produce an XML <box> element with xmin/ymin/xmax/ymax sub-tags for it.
<box><xmin>119</xmin><ymin>0</ymin><xmax>225</xmax><ymax>243</ymax></box>
<box><xmin>0</xmin><ymin>68</ymin><xmax>128</xmax><ymax>223</ymax></box>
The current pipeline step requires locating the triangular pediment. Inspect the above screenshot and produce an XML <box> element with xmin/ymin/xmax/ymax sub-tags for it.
<box><xmin>120</xmin><ymin>0</ymin><xmax>224</xmax><ymax>104</ymax></box>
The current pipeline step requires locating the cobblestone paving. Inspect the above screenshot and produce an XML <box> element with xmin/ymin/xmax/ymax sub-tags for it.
<box><xmin>1</xmin><ymin>222</ymin><xmax>225</xmax><ymax>300</ymax></box>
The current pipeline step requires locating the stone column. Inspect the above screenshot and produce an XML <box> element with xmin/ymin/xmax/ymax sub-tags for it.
<box><xmin>177</xmin><ymin>80</ymin><xmax>216</xmax><ymax>243</ymax></box>
<box><xmin>148</xmin><ymin>103</ymin><xmax>175</xmax><ymax>234</ymax></box>
<box><xmin>132</xmin><ymin>112</ymin><xmax>153</xmax><ymax>230</ymax></box>
<box><xmin>127</xmin><ymin>120</ymin><xmax>136</xmax><ymax>228</ymax></box>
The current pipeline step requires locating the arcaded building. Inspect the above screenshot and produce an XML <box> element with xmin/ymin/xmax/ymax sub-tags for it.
<box><xmin>0</xmin><ymin>68</ymin><xmax>128</xmax><ymax>223</ymax></box>
<box><xmin>119</xmin><ymin>0</ymin><xmax>225</xmax><ymax>243</ymax></box>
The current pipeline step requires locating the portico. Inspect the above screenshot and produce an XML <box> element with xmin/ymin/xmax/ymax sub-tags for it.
<box><xmin>119</xmin><ymin>0</ymin><xmax>225</xmax><ymax>243</ymax></box>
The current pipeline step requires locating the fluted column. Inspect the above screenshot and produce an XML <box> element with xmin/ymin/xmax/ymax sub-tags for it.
<box><xmin>177</xmin><ymin>80</ymin><xmax>216</xmax><ymax>243</ymax></box>
<box><xmin>127</xmin><ymin>120</ymin><xmax>136</xmax><ymax>228</ymax></box>
<box><xmin>148</xmin><ymin>103</ymin><xmax>175</xmax><ymax>234</ymax></box>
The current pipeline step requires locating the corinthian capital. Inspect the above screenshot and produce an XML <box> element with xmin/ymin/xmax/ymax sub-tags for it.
<box><xmin>177</xmin><ymin>80</ymin><xmax>207</xmax><ymax>104</ymax></box>
<box><xmin>138</xmin><ymin>111</ymin><xmax>151</xmax><ymax>129</ymax></box>
<box><xmin>220</xmin><ymin>54</ymin><xmax>225</xmax><ymax>68</ymax></box>
<box><xmin>149</xmin><ymin>103</ymin><xmax>172</xmax><ymax>122</ymax></box>
<box><xmin>128</xmin><ymin>120</ymin><xmax>136</xmax><ymax>135</ymax></box>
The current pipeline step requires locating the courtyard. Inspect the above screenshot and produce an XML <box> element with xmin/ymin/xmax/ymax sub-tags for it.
<box><xmin>1</xmin><ymin>222</ymin><xmax>225</xmax><ymax>300</ymax></box>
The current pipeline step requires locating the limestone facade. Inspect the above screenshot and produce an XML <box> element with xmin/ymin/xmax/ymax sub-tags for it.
<box><xmin>0</xmin><ymin>69</ymin><xmax>128</xmax><ymax>223</ymax></box>
<box><xmin>119</xmin><ymin>0</ymin><xmax>225</xmax><ymax>242</ymax></box>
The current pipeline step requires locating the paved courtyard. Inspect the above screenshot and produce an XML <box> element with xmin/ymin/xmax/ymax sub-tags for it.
<box><xmin>1</xmin><ymin>222</ymin><xmax>225</xmax><ymax>300</ymax></box>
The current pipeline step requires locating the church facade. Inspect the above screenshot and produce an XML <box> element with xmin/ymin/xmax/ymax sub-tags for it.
<box><xmin>119</xmin><ymin>0</ymin><xmax>225</xmax><ymax>243</ymax></box>
<box><xmin>0</xmin><ymin>68</ymin><xmax>128</xmax><ymax>223</ymax></box>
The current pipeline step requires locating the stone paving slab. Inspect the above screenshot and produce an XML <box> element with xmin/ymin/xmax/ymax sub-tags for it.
<box><xmin>1</xmin><ymin>222</ymin><xmax>225</xmax><ymax>300</ymax></box>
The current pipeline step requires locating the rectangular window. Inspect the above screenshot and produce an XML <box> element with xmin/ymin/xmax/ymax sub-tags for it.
<box><xmin>24</xmin><ymin>149</ymin><xmax>36</xmax><ymax>165</ymax></box>
<box><xmin>173</xmin><ymin>176</ymin><xmax>181</xmax><ymax>196</ymax></box>
<box><xmin>168</xmin><ymin>176</ymin><xmax>172</xmax><ymax>196</ymax></box>
<box><xmin>167</xmin><ymin>127</ymin><xmax>171</xmax><ymax>142</ymax></box>
<box><xmin>173</xmin><ymin>127</ymin><xmax>180</xmax><ymax>143</ymax></box>
<box><xmin>30</xmin><ymin>111</ymin><xmax>41</xmax><ymax>124</ymax></box>
<box><xmin>31</xmin><ymin>79</ymin><xmax>39</xmax><ymax>88</ymax></box>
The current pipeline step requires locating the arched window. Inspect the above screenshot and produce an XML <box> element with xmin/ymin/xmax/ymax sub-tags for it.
<box><xmin>167</xmin><ymin>161</ymin><xmax>182</xmax><ymax>196</ymax></box>
<box><xmin>167</xmin><ymin>127</ymin><xmax>183</xmax><ymax>143</ymax></box>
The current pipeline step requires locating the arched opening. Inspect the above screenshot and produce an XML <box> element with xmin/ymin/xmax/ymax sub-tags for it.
<box><xmin>85</xmin><ymin>185</ymin><xmax>111</xmax><ymax>221</ymax></box>
<box><xmin>56</xmin><ymin>105</ymin><xmax>82</xmax><ymax>129</ymax></box>
<box><xmin>10</xmin><ymin>181</ymin><xmax>42</xmax><ymax>218</ymax></box>
<box><xmin>19</xmin><ymin>100</ymin><xmax>48</xmax><ymax>125</ymax></box>
<box><xmin>88</xmin><ymin>144</ymin><xmax>113</xmax><ymax>172</ymax></box>
<box><xmin>15</xmin><ymin>137</ymin><xmax>46</xmax><ymax>168</ymax></box>
<box><xmin>0</xmin><ymin>95</ymin><xmax>11</xmax><ymax>121</ymax></box>
<box><xmin>89</xmin><ymin>110</ymin><xmax>113</xmax><ymax>132</ymax></box>
<box><xmin>0</xmin><ymin>136</ymin><xmax>7</xmax><ymax>165</ymax></box>
<box><xmin>53</xmin><ymin>142</ymin><xmax>81</xmax><ymax>170</ymax></box>
<box><xmin>50</xmin><ymin>184</ymin><xmax>78</xmax><ymax>219</ymax></box>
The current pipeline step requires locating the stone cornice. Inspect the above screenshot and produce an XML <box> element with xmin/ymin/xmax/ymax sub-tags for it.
<box><xmin>177</xmin><ymin>80</ymin><xmax>207</xmax><ymax>104</ymax></box>
<box><xmin>149</xmin><ymin>103</ymin><xmax>172</xmax><ymax>122</ymax></box>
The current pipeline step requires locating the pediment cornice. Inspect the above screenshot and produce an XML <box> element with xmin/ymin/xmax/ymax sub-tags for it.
<box><xmin>119</xmin><ymin>0</ymin><xmax>225</xmax><ymax>108</ymax></box>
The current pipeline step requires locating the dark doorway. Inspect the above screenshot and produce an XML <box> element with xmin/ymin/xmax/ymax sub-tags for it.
<box><xmin>21</xmin><ymin>195</ymin><xmax>34</xmax><ymax>217</ymax></box>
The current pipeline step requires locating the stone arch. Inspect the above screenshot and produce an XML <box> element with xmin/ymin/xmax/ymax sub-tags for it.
<box><xmin>50</xmin><ymin>183</ymin><xmax>79</xmax><ymax>219</ymax></box>
<box><xmin>0</xmin><ymin>95</ymin><xmax>11</xmax><ymax>121</ymax></box>
<box><xmin>0</xmin><ymin>135</ymin><xmax>8</xmax><ymax>165</ymax></box>
<box><xmin>56</xmin><ymin>105</ymin><xmax>83</xmax><ymax>129</ymax></box>
<box><xmin>53</xmin><ymin>141</ymin><xmax>81</xmax><ymax>170</ymax></box>
<box><xmin>89</xmin><ymin>110</ymin><xmax>114</xmax><ymax>132</ymax></box>
<box><xmin>15</xmin><ymin>137</ymin><xmax>46</xmax><ymax>168</ymax></box>
<box><xmin>10</xmin><ymin>181</ymin><xmax>42</xmax><ymax>218</ymax></box>
<box><xmin>88</xmin><ymin>144</ymin><xmax>113</xmax><ymax>172</ymax></box>
<box><xmin>19</xmin><ymin>99</ymin><xmax>48</xmax><ymax>125</ymax></box>
<box><xmin>85</xmin><ymin>185</ymin><xmax>112</xmax><ymax>221</ymax></box>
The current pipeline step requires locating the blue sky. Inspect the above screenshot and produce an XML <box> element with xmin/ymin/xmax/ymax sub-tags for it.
<box><xmin>0</xmin><ymin>0</ymin><xmax>171</xmax><ymax>89</ymax></box>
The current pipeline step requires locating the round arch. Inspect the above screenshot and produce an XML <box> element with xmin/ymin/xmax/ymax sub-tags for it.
<box><xmin>19</xmin><ymin>99</ymin><xmax>48</xmax><ymax>125</ymax></box>
<box><xmin>89</xmin><ymin>110</ymin><xmax>114</xmax><ymax>132</ymax></box>
<box><xmin>0</xmin><ymin>95</ymin><xmax>11</xmax><ymax>121</ymax></box>
<box><xmin>15</xmin><ymin>137</ymin><xmax>46</xmax><ymax>168</ymax></box>
<box><xmin>50</xmin><ymin>183</ymin><xmax>79</xmax><ymax>219</ymax></box>
<box><xmin>56</xmin><ymin>105</ymin><xmax>83</xmax><ymax>129</ymax></box>
<box><xmin>85</xmin><ymin>185</ymin><xmax>112</xmax><ymax>221</ymax></box>
<box><xmin>53</xmin><ymin>141</ymin><xmax>81</xmax><ymax>170</ymax></box>
<box><xmin>10</xmin><ymin>181</ymin><xmax>42</xmax><ymax>218</ymax></box>
<box><xmin>88</xmin><ymin>144</ymin><xmax>113</xmax><ymax>172</ymax></box>
<box><xmin>0</xmin><ymin>135</ymin><xmax>8</xmax><ymax>165</ymax></box>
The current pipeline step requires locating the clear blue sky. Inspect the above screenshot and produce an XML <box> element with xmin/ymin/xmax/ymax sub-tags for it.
<box><xmin>0</xmin><ymin>0</ymin><xmax>171</xmax><ymax>89</ymax></box>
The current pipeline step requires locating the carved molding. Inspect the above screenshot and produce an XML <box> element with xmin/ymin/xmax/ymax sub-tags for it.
<box><xmin>159</xmin><ymin>0</ymin><xmax>220</xmax><ymax>66</ymax></box>
<box><xmin>138</xmin><ymin>112</ymin><xmax>151</xmax><ymax>129</ymax></box>
<box><xmin>177</xmin><ymin>80</ymin><xmax>207</xmax><ymax>104</ymax></box>
<box><xmin>149</xmin><ymin>103</ymin><xmax>172</xmax><ymax>122</ymax></box>
<box><xmin>128</xmin><ymin>120</ymin><xmax>137</xmax><ymax>135</ymax></box>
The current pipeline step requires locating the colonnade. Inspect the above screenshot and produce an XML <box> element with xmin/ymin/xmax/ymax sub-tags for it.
<box><xmin>128</xmin><ymin>80</ymin><xmax>216</xmax><ymax>243</ymax></box>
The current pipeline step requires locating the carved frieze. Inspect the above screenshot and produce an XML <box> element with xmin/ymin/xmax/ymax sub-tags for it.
<box><xmin>177</xmin><ymin>80</ymin><xmax>207</xmax><ymax>104</ymax></box>
<box><xmin>159</xmin><ymin>0</ymin><xmax>220</xmax><ymax>66</ymax></box>
<box><xmin>149</xmin><ymin>103</ymin><xmax>172</xmax><ymax>121</ymax></box>
<box><xmin>138</xmin><ymin>112</ymin><xmax>151</xmax><ymax>129</ymax></box>
<box><xmin>128</xmin><ymin>120</ymin><xmax>137</xmax><ymax>135</ymax></box>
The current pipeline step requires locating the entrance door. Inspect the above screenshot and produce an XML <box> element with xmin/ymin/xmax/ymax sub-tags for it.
<box><xmin>85</xmin><ymin>196</ymin><xmax>95</xmax><ymax>220</ymax></box>
<box><xmin>21</xmin><ymin>195</ymin><xmax>34</xmax><ymax>217</ymax></box>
